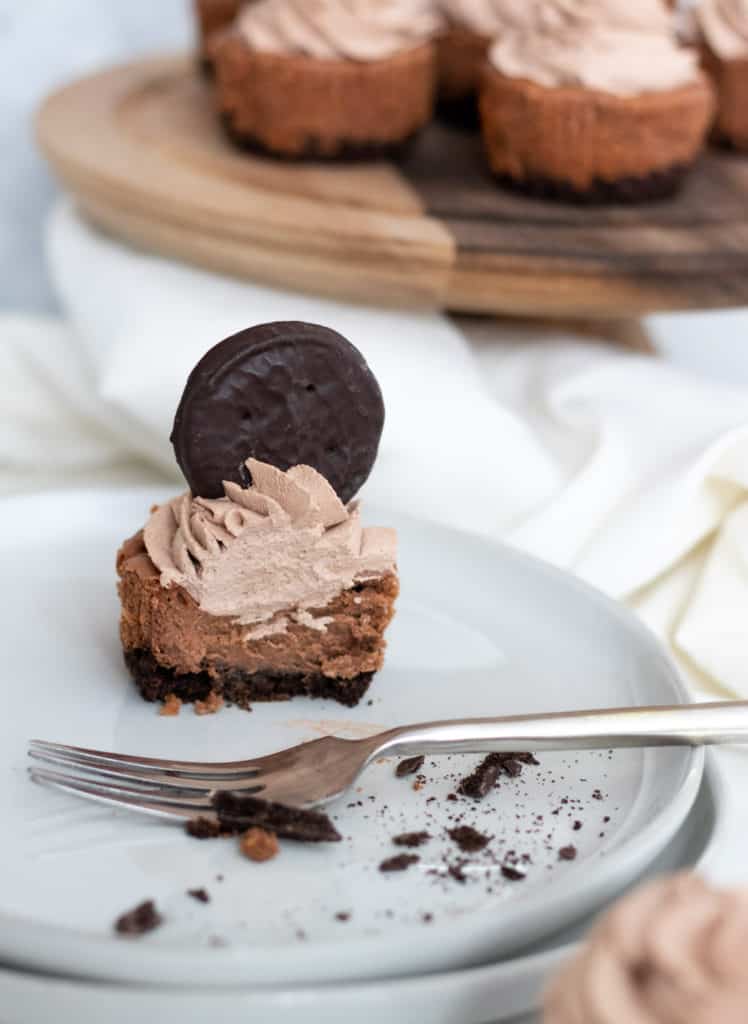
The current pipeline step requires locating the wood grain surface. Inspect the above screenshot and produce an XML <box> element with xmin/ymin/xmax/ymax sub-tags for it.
<box><xmin>37</xmin><ymin>55</ymin><xmax>748</xmax><ymax>319</ymax></box>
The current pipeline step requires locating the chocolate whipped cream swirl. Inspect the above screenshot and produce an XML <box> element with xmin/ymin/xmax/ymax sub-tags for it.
<box><xmin>144</xmin><ymin>459</ymin><xmax>396</xmax><ymax>633</ymax></box>
<box><xmin>490</xmin><ymin>0</ymin><xmax>700</xmax><ymax>96</ymax></box>
<box><xmin>698</xmin><ymin>0</ymin><xmax>748</xmax><ymax>59</ymax></box>
<box><xmin>237</xmin><ymin>0</ymin><xmax>442</xmax><ymax>61</ymax></box>
<box><xmin>545</xmin><ymin>873</ymin><xmax>748</xmax><ymax>1024</ymax></box>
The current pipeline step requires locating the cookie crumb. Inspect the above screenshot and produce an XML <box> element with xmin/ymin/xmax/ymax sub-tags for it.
<box><xmin>393</xmin><ymin>831</ymin><xmax>431</xmax><ymax>849</ymax></box>
<box><xmin>395</xmin><ymin>755</ymin><xmax>424</xmax><ymax>778</ymax></box>
<box><xmin>240</xmin><ymin>827</ymin><xmax>280</xmax><ymax>863</ymax></box>
<box><xmin>334</xmin><ymin>912</ymin><xmax>351</xmax><ymax>922</ymax></box>
<box><xmin>187</xmin><ymin>888</ymin><xmax>210</xmax><ymax>904</ymax></box>
<box><xmin>159</xmin><ymin>693</ymin><xmax>181</xmax><ymax>717</ymax></box>
<box><xmin>559</xmin><ymin>845</ymin><xmax>577</xmax><ymax>861</ymax></box>
<box><xmin>501</xmin><ymin>865</ymin><xmax>526</xmax><ymax>882</ymax></box>
<box><xmin>380</xmin><ymin>853</ymin><xmax>420</xmax><ymax>873</ymax></box>
<box><xmin>114</xmin><ymin>900</ymin><xmax>163</xmax><ymax>936</ymax></box>
<box><xmin>195</xmin><ymin>691</ymin><xmax>224</xmax><ymax>716</ymax></box>
<box><xmin>448</xmin><ymin>861</ymin><xmax>468</xmax><ymax>883</ymax></box>
<box><xmin>185</xmin><ymin>817</ymin><xmax>224</xmax><ymax>839</ymax></box>
<box><xmin>448</xmin><ymin>825</ymin><xmax>491</xmax><ymax>853</ymax></box>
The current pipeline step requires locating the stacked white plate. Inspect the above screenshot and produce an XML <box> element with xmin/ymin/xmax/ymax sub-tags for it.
<box><xmin>0</xmin><ymin>489</ymin><xmax>718</xmax><ymax>1023</ymax></box>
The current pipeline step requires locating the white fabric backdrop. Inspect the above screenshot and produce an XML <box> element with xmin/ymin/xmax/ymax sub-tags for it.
<box><xmin>3</xmin><ymin>200</ymin><xmax>748</xmax><ymax>702</ymax></box>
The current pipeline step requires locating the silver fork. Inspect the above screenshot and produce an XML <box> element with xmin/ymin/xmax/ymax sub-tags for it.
<box><xmin>28</xmin><ymin>701</ymin><xmax>748</xmax><ymax>823</ymax></box>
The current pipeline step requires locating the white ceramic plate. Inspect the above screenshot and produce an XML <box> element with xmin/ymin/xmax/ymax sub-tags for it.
<box><xmin>0</xmin><ymin>757</ymin><xmax>724</xmax><ymax>1024</ymax></box>
<box><xmin>0</xmin><ymin>489</ymin><xmax>702</xmax><ymax>987</ymax></box>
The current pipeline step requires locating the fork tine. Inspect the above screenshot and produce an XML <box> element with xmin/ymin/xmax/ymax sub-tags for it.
<box><xmin>28</xmin><ymin>749</ymin><xmax>265</xmax><ymax>794</ymax></box>
<box><xmin>29</xmin><ymin>767</ymin><xmax>215</xmax><ymax>822</ymax></box>
<box><xmin>29</xmin><ymin>739</ymin><xmax>263</xmax><ymax>779</ymax></box>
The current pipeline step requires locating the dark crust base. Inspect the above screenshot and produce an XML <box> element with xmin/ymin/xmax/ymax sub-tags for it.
<box><xmin>198</xmin><ymin>55</ymin><xmax>215</xmax><ymax>78</ymax></box>
<box><xmin>436</xmin><ymin>93</ymin><xmax>480</xmax><ymax>133</ymax></box>
<box><xmin>711</xmin><ymin>131</ymin><xmax>748</xmax><ymax>153</ymax></box>
<box><xmin>494</xmin><ymin>163</ymin><xmax>689</xmax><ymax>206</ymax></box>
<box><xmin>124</xmin><ymin>649</ymin><xmax>374</xmax><ymax>709</ymax></box>
<box><xmin>221</xmin><ymin>113</ymin><xmax>419</xmax><ymax>163</ymax></box>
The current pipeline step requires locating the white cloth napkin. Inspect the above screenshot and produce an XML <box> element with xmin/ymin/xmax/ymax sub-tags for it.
<box><xmin>3</xmin><ymin>200</ymin><xmax>748</xmax><ymax>700</ymax></box>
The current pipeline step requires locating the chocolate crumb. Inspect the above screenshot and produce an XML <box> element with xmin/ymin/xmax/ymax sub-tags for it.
<box><xmin>213</xmin><ymin>792</ymin><xmax>341</xmax><ymax>843</ymax></box>
<box><xmin>159</xmin><ymin>693</ymin><xmax>182</xmax><ymax>717</ymax></box>
<box><xmin>114</xmin><ymin>900</ymin><xmax>163</xmax><ymax>936</ymax></box>
<box><xmin>592</xmin><ymin>789</ymin><xmax>603</xmax><ymax>801</ymax></box>
<box><xmin>240</xmin><ymin>827</ymin><xmax>280</xmax><ymax>862</ymax></box>
<box><xmin>458</xmin><ymin>752</ymin><xmax>538</xmax><ymax>799</ymax></box>
<box><xmin>448</xmin><ymin>825</ymin><xmax>490</xmax><ymax>853</ymax></box>
<box><xmin>195</xmin><ymin>691</ymin><xmax>224</xmax><ymax>716</ymax></box>
<box><xmin>393</xmin><ymin>831</ymin><xmax>431</xmax><ymax>848</ymax></box>
<box><xmin>395</xmin><ymin>755</ymin><xmax>424</xmax><ymax>778</ymax></box>
<box><xmin>448</xmin><ymin>861</ymin><xmax>469</xmax><ymax>883</ymax></box>
<box><xmin>573</xmin><ymin>820</ymin><xmax>583</xmax><ymax>831</ymax></box>
<box><xmin>446</xmin><ymin>793</ymin><xmax>458</xmax><ymax>802</ymax></box>
<box><xmin>380</xmin><ymin>853</ymin><xmax>420</xmax><ymax>873</ymax></box>
<box><xmin>501</xmin><ymin>865</ymin><xmax>526</xmax><ymax>882</ymax></box>
<box><xmin>186</xmin><ymin>817</ymin><xmax>226</xmax><ymax>839</ymax></box>
<box><xmin>422</xmin><ymin>912</ymin><xmax>434</xmax><ymax>924</ymax></box>
<box><xmin>187</xmin><ymin>888</ymin><xmax>210</xmax><ymax>904</ymax></box>
<box><xmin>458</xmin><ymin>758</ymin><xmax>500</xmax><ymax>799</ymax></box>
<box><xmin>559</xmin><ymin>845</ymin><xmax>577</xmax><ymax>861</ymax></box>
<box><xmin>334</xmin><ymin>912</ymin><xmax>351</xmax><ymax>922</ymax></box>
<box><xmin>516</xmin><ymin>753</ymin><xmax>540</xmax><ymax>766</ymax></box>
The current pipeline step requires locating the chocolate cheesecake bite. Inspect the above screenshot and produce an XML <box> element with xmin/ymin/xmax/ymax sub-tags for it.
<box><xmin>118</xmin><ymin>322</ymin><xmax>398</xmax><ymax>710</ymax></box>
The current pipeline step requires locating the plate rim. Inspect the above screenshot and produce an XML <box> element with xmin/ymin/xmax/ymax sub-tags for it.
<box><xmin>0</xmin><ymin>486</ymin><xmax>704</xmax><ymax>987</ymax></box>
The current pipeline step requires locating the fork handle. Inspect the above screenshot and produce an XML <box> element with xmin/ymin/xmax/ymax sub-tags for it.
<box><xmin>370</xmin><ymin>701</ymin><xmax>748</xmax><ymax>760</ymax></box>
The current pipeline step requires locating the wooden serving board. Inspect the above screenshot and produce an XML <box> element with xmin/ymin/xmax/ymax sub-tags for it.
<box><xmin>37</xmin><ymin>55</ymin><xmax>748</xmax><ymax>319</ymax></box>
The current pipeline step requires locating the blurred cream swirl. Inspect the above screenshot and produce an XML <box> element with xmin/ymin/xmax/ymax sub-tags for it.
<box><xmin>698</xmin><ymin>0</ymin><xmax>748</xmax><ymax>59</ymax></box>
<box><xmin>545</xmin><ymin>873</ymin><xmax>748</xmax><ymax>1024</ymax></box>
<box><xmin>238</xmin><ymin>0</ymin><xmax>442</xmax><ymax>60</ymax></box>
<box><xmin>489</xmin><ymin>0</ymin><xmax>699</xmax><ymax>96</ymax></box>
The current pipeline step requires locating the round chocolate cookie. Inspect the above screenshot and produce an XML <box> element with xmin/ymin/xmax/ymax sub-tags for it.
<box><xmin>171</xmin><ymin>322</ymin><xmax>385</xmax><ymax>501</ymax></box>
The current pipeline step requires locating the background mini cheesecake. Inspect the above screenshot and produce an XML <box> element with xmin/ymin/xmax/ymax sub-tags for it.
<box><xmin>194</xmin><ymin>0</ymin><xmax>244</xmax><ymax>70</ymax></box>
<box><xmin>117</xmin><ymin>322</ymin><xmax>399</xmax><ymax>711</ymax></box>
<box><xmin>212</xmin><ymin>0</ymin><xmax>441</xmax><ymax>159</ymax></box>
<box><xmin>697</xmin><ymin>0</ymin><xmax>748</xmax><ymax>150</ymax></box>
<box><xmin>479</xmin><ymin>2</ymin><xmax>715</xmax><ymax>203</ymax></box>
<box><xmin>436</xmin><ymin>0</ymin><xmax>537</xmax><ymax>128</ymax></box>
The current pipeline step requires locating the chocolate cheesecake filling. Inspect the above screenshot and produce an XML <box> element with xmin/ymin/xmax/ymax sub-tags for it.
<box><xmin>118</xmin><ymin>529</ymin><xmax>398</xmax><ymax>708</ymax></box>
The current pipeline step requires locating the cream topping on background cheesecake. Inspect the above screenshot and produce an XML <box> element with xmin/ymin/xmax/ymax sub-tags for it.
<box><xmin>144</xmin><ymin>458</ymin><xmax>397</xmax><ymax>630</ymax></box>
<box><xmin>237</xmin><ymin>0</ymin><xmax>443</xmax><ymax>60</ymax></box>
<box><xmin>490</xmin><ymin>0</ymin><xmax>700</xmax><ymax>96</ymax></box>
<box><xmin>545</xmin><ymin>873</ymin><xmax>748</xmax><ymax>1024</ymax></box>
<box><xmin>440</xmin><ymin>0</ymin><xmax>538</xmax><ymax>35</ymax></box>
<box><xmin>698</xmin><ymin>0</ymin><xmax>748</xmax><ymax>59</ymax></box>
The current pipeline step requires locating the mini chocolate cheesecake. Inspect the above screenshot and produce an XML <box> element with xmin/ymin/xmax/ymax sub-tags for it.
<box><xmin>194</xmin><ymin>0</ymin><xmax>248</xmax><ymax>68</ymax></box>
<box><xmin>479</xmin><ymin>2</ymin><xmax>714</xmax><ymax>204</ymax></box>
<box><xmin>117</xmin><ymin>322</ymin><xmax>399</xmax><ymax>710</ymax></box>
<box><xmin>697</xmin><ymin>0</ymin><xmax>748</xmax><ymax>151</ymax></box>
<box><xmin>211</xmin><ymin>0</ymin><xmax>441</xmax><ymax>160</ymax></box>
